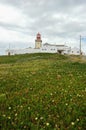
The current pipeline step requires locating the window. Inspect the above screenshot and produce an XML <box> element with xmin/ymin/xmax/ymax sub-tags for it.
<box><xmin>51</xmin><ymin>49</ymin><xmax>55</xmax><ymax>50</ymax></box>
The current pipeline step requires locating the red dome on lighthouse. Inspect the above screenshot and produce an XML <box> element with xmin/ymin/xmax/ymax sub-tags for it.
<box><xmin>36</xmin><ymin>33</ymin><xmax>41</xmax><ymax>40</ymax></box>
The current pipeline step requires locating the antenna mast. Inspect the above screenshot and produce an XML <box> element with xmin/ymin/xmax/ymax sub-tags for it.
<box><xmin>80</xmin><ymin>35</ymin><xmax>81</xmax><ymax>55</ymax></box>
<box><xmin>8</xmin><ymin>43</ymin><xmax>10</xmax><ymax>56</ymax></box>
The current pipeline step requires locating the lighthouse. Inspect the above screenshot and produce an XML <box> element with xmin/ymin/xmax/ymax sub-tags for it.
<box><xmin>35</xmin><ymin>33</ymin><xmax>42</xmax><ymax>49</ymax></box>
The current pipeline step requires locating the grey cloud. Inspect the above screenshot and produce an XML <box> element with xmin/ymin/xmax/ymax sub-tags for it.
<box><xmin>1</xmin><ymin>0</ymin><xmax>86</xmax><ymax>15</ymax></box>
<box><xmin>0</xmin><ymin>0</ymin><xmax>86</xmax><ymax>54</ymax></box>
<box><xmin>0</xmin><ymin>21</ymin><xmax>33</xmax><ymax>35</ymax></box>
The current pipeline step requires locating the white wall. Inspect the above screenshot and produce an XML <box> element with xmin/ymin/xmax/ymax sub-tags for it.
<box><xmin>6</xmin><ymin>48</ymin><xmax>41</xmax><ymax>55</ymax></box>
<box><xmin>6</xmin><ymin>45</ymin><xmax>85</xmax><ymax>55</ymax></box>
<box><xmin>69</xmin><ymin>47</ymin><xmax>80</xmax><ymax>55</ymax></box>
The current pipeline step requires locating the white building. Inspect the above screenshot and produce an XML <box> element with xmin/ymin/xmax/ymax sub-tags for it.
<box><xmin>40</xmin><ymin>43</ymin><xmax>71</xmax><ymax>54</ymax></box>
<box><xmin>6</xmin><ymin>33</ymin><xmax>84</xmax><ymax>55</ymax></box>
<box><xmin>68</xmin><ymin>47</ymin><xmax>85</xmax><ymax>55</ymax></box>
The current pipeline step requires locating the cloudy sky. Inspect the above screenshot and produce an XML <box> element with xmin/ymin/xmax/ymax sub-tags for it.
<box><xmin>0</xmin><ymin>0</ymin><xmax>86</xmax><ymax>55</ymax></box>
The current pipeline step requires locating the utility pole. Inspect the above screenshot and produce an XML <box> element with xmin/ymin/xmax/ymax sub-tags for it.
<box><xmin>8</xmin><ymin>43</ymin><xmax>10</xmax><ymax>56</ymax></box>
<box><xmin>9</xmin><ymin>43</ymin><xmax>10</xmax><ymax>50</ymax></box>
<box><xmin>80</xmin><ymin>35</ymin><xmax>81</xmax><ymax>55</ymax></box>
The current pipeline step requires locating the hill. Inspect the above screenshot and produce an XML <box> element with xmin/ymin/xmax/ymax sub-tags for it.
<box><xmin>0</xmin><ymin>53</ymin><xmax>86</xmax><ymax>130</ymax></box>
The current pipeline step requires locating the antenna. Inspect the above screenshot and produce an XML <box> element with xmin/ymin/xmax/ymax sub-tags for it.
<box><xmin>8</xmin><ymin>43</ymin><xmax>10</xmax><ymax>56</ymax></box>
<box><xmin>80</xmin><ymin>35</ymin><xmax>81</xmax><ymax>55</ymax></box>
<box><xmin>9</xmin><ymin>43</ymin><xmax>10</xmax><ymax>50</ymax></box>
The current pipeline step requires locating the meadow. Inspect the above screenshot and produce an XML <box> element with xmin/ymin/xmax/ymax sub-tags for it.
<box><xmin>0</xmin><ymin>53</ymin><xmax>86</xmax><ymax>130</ymax></box>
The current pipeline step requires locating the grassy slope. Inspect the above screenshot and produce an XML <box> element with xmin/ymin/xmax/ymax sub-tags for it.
<box><xmin>0</xmin><ymin>53</ymin><xmax>86</xmax><ymax>130</ymax></box>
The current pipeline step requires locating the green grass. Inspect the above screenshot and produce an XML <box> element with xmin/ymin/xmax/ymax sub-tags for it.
<box><xmin>0</xmin><ymin>53</ymin><xmax>86</xmax><ymax>130</ymax></box>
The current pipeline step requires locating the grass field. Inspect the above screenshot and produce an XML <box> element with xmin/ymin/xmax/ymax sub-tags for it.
<box><xmin>0</xmin><ymin>53</ymin><xmax>86</xmax><ymax>130</ymax></box>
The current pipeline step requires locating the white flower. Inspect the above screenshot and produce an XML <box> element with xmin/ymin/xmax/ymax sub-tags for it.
<box><xmin>28</xmin><ymin>107</ymin><xmax>30</xmax><ymax>110</ymax></box>
<box><xmin>8</xmin><ymin>116</ymin><xmax>11</xmax><ymax>119</ymax></box>
<box><xmin>24</xmin><ymin>126</ymin><xmax>27</xmax><ymax>128</ymax></box>
<box><xmin>76</xmin><ymin>118</ymin><xmax>79</xmax><ymax>121</ymax></box>
<box><xmin>71</xmin><ymin>122</ymin><xmax>75</xmax><ymax>125</ymax></box>
<box><xmin>52</xmin><ymin>100</ymin><xmax>54</xmax><ymax>103</ymax></box>
<box><xmin>50</xmin><ymin>93</ymin><xmax>53</xmax><ymax>96</ymax></box>
<box><xmin>20</xmin><ymin>105</ymin><xmax>23</xmax><ymax>108</ymax></box>
<box><xmin>65</xmin><ymin>103</ymin><xmax>68</xmax><ymax>106</ymax></box>
<box><xmin>46</xmin><ymin>122</ymin><xmax>49</xmax><ymax>126</ymax></box>
<box><xmin>35</xmin><ymin>117</ymin><xmax>38</xmax><ymax>120</ymax></box>
<box><xmin>40</xmin><ymin>117</ymin><xmax>43</xmax><ymax>120</ymax></box>
<box><xmin>8</xmin><ymin>107</ymin><xmax>11</xmax><ymax>110</ymax></box>
<box><xmin>3</xmin><ymin>114</ymin><xmax>6</xmax><ymax>117</ymax></box>
<box><xmin>15</xmin><ymin>113</ymin><xmax>17</xmax><ymax>116</ymax></box>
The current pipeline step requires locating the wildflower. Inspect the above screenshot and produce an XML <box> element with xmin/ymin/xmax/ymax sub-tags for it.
<box><xmin>48</xmin><ymin>115</ymin><xmax>51</xmax><ymax>118</ymax></box>
<box><xmin>76</xmin><ymin>118</ymin><xmax>79</xmax><ymax>122</ymax></box>
<box><xmin>24</xmin><ymin>126</ymin><xmax>27</xmax><ymax>129</ymax></box>
<box><xmin>8</xmin><ymin>107</ymin><xmax>11</xmax><ymax>110</ymax></box>
<box><xmin>52</xmin><ymin>100</ymin><xmax>55</xmax><ymax>103</ymax></box>
<box><xmin>46</xmin><ymin>122</ymin><xmax>49</xmax><ymax>126</ymax></box>
<box><xmin>85</xmin><ymin>88</ymin><xmax>86</xmax><ymax>92</ymax></box>
<box><xmin>8</xmin><ymin>116</ymin><xmax>11</xmax><ymax>119</ymax></box>
<box><xmin>40</xmin><ymin>117</ymin><xmax>43</xmax><ymax>120</ymax></box>
<box><xmin>28</xmin><ymin>107</ymin><xmax>30</xmax><ymax>110</ymax></box>
<box><xmin>55</xmin><ymin>124</ymin><xmax>58</xmax><ymax>128</ymax></box>
<box><xmin>30</xmin><ymin>87</ymin><xmax>33</xmax><ymax>90</ymax></box>
<box><xmin>21</xmin><ymin>122</ymin><xmax>23</xmax><ymax>125</ymax></box>
<box><xmin>12</xmin><ymin>122</ymin><xmax>15</xmax><ymax>126</ymax></box>
<box><xmin>70</xmin><ymin>98</ymin><xmax>72</xmax><ymax>101</ymax></box>
<box><xmin>50</xmin><ymin>93</ymin><xmax>53</xmax><ymax>96</ymax></box>
<box><xmin>35</xmin><ymin>117</ymin><xmax>38</xmax><ymax>120</ymax></box>
<box><xmin>14</xmin><ymin>117</ymin><xmax>17</xmax><ymax>121</ymax></box>
<box><xmin>71</xmin><ymin>122</ymin><xmax>75</xmax><ymax>125</ymax></box>
<box><xmin>3</xmin><ymin>114</ymin><xmax>6</xmax><ymax>117</ymax></box>
<box><xmin>56</xmin><ymin>114</ymin><xmax>59</xmax><ymax>118</ymax></box>
<box><xmin>15</xmin><ymin>113</ymin><xmax>18</xmax><ymax>116</ymax></box>
<box><xmin>20</xmin><ymin>105</ymin><xmax>23</xmax><ymax>108</ymax></box>
<box><xmin>65</xmin><ymin>103</ymin><xmax>68</xmax><ymax>106</ymax></box>
<box><xmin>14</xmin><ymin>109</ymin><xmax>16</xmax><ymax>112</ymax></box>
<box><xmin>57</xmin><ymin>75</ymin><xmax>61</xmax><ymax>79</ymax></box>
<box><xmin>77</xmin><ymin>94</ymin><xmax>81</xmax><ymax>97</ymax></box>
<box><xmin>17</xmin><ymin>105</ymin><xmax>20</xmax><ymax>108</ymax></box>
